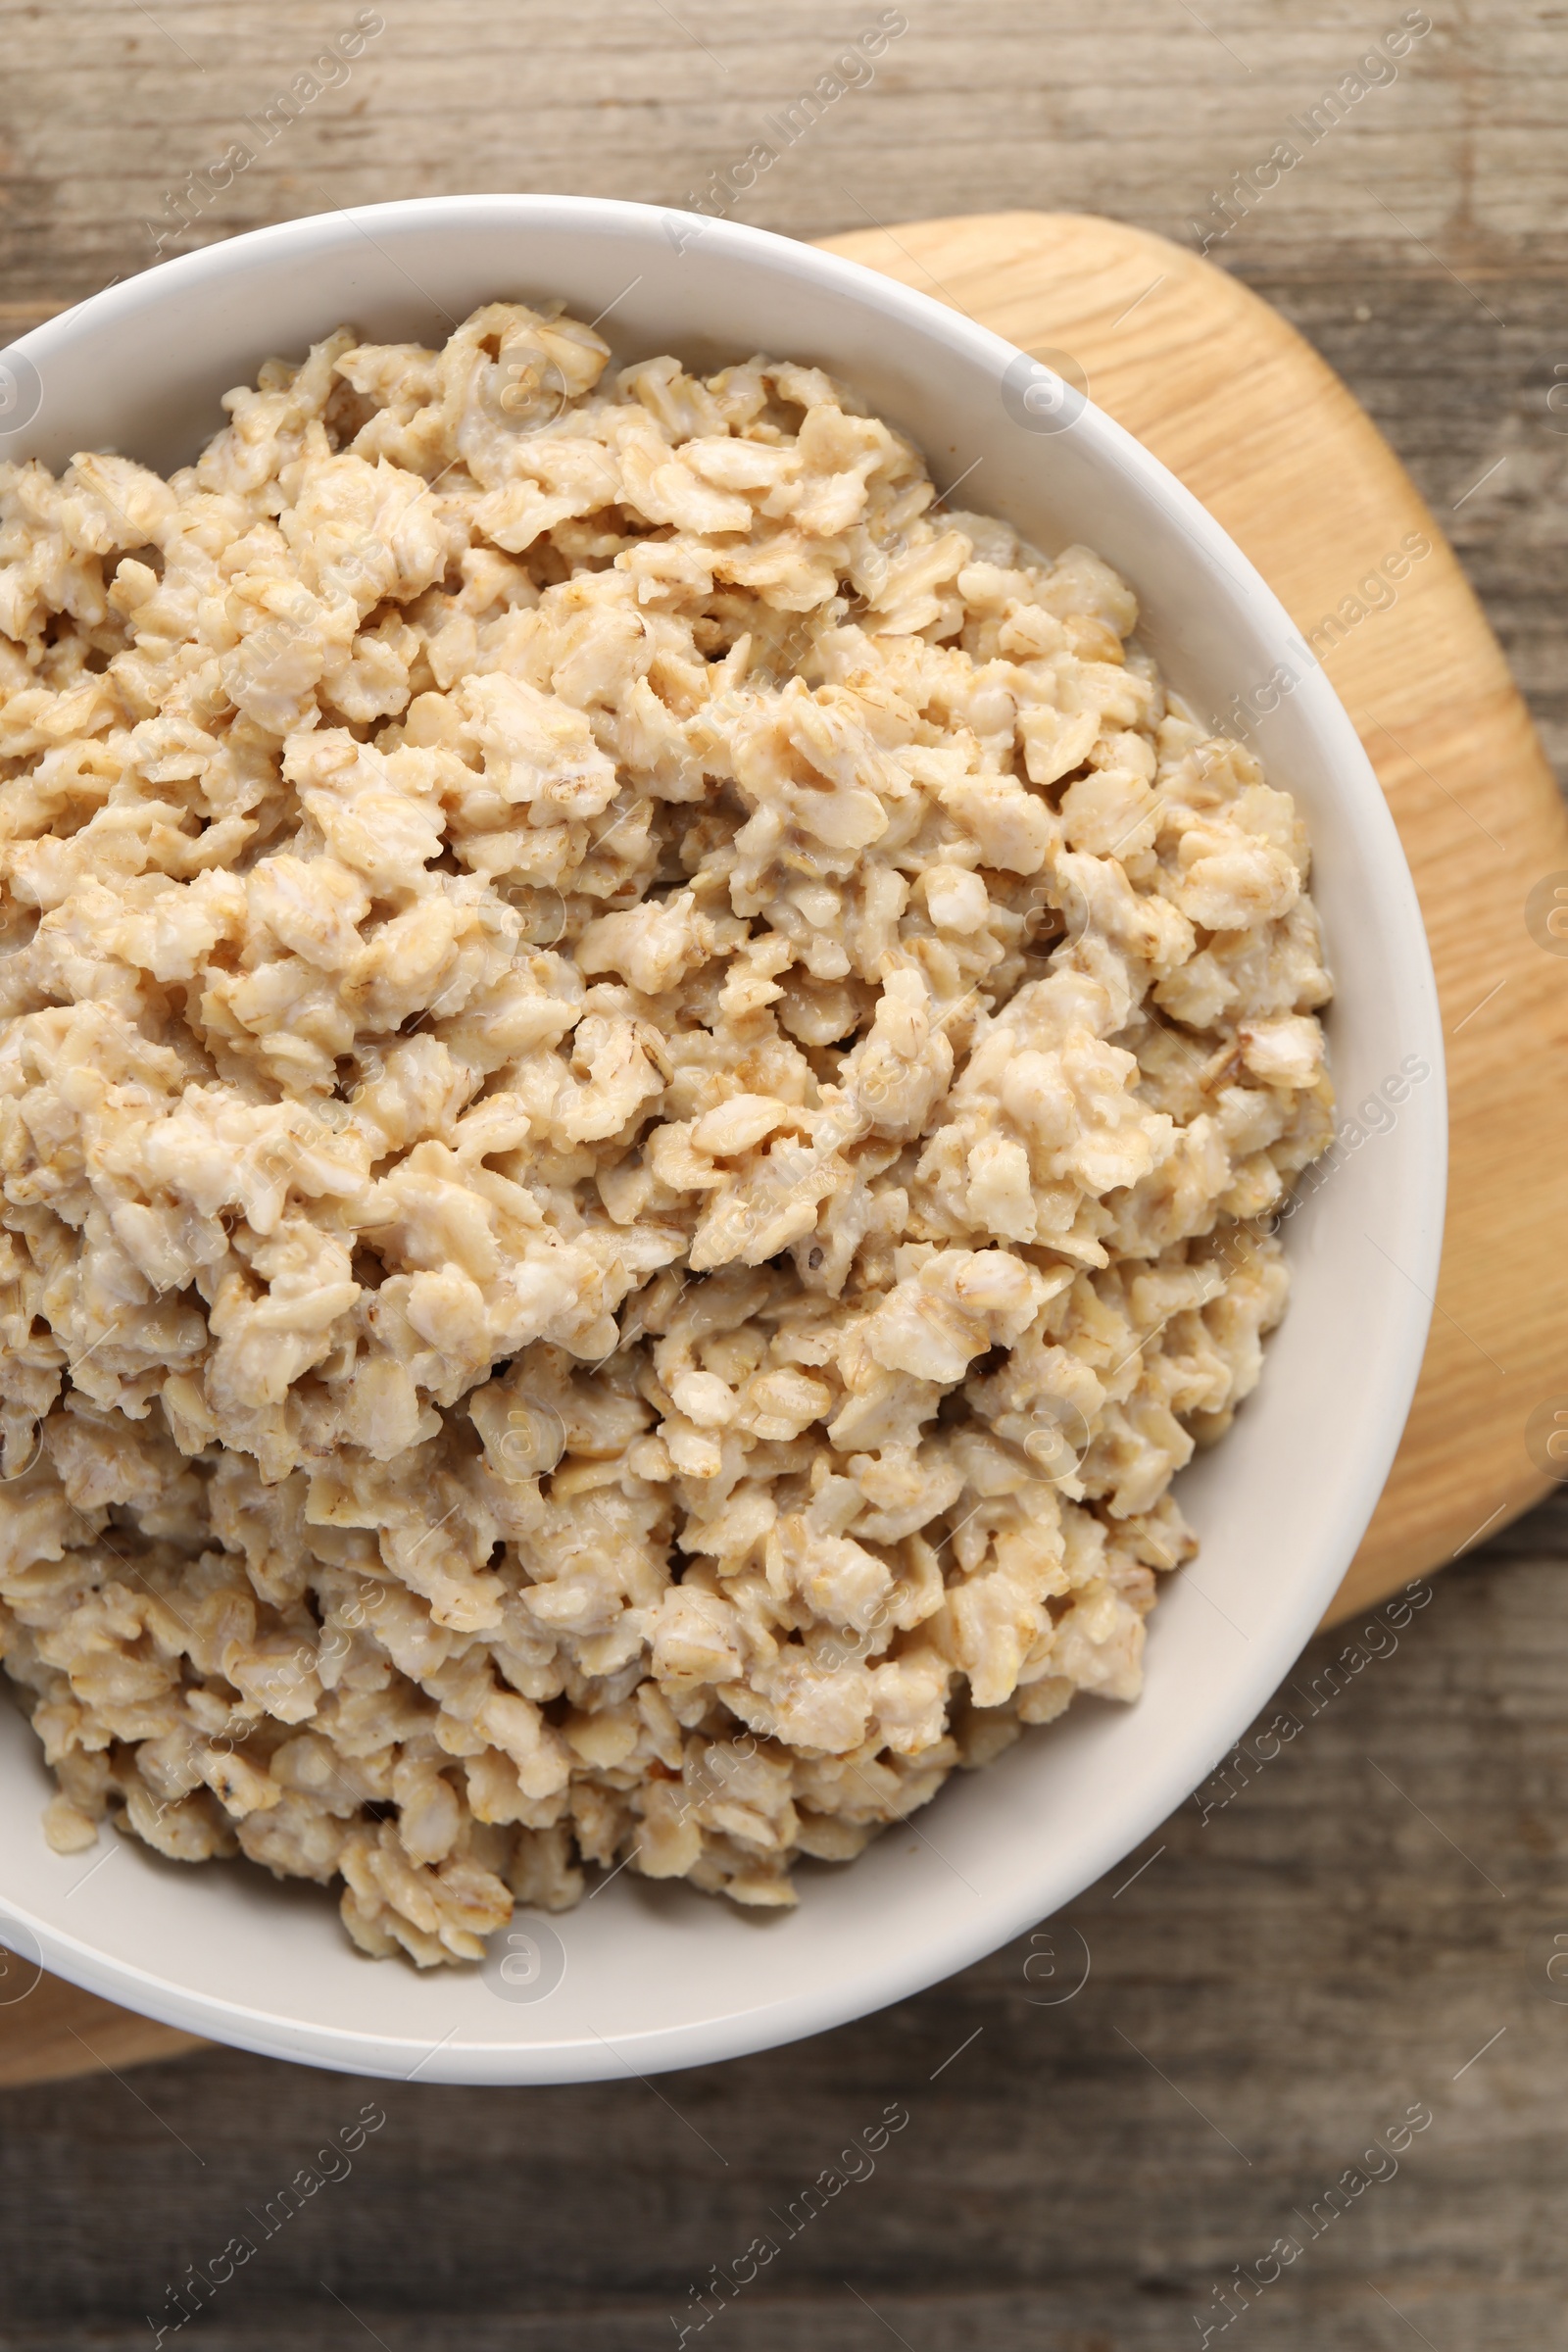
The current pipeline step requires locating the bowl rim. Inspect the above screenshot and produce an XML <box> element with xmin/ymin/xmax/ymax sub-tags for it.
<box><xmin>0</xmin><ymin>193</ymin><xmax>1446</xmax><ymax>2082</ymax></box>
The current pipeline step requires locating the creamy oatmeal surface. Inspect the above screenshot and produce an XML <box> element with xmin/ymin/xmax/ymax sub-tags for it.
<box><xmin>0</xmin><ymin>305</ymin><xmax>1332</xmax><ymax>1963</ymax></box>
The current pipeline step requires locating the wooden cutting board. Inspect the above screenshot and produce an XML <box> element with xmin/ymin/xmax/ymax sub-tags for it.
<box><xmin>5</xmin><ymin>209</ymin><xmax>1564</xmax><ymax>2085</ymax></box>
<box><xmin>816</xmin><ymin>212</ymin><xmax>1568</xmax><ymax>1627</ymax></box>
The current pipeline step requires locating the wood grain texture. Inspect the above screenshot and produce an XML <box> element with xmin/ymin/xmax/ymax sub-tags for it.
<box><xmin>0</xmin><ymin>1971</ymin><xmax>204</xmax><ymax>2089</ymax></box>
<box><xmin>2</xmin><ymin>0</ymin><xmax>1567</xmax><ymax>297</ymax></box>
<box><xmin>818</xmin><ymin>211</ymin><xmax>1568</xmax><ymax>1623</ymax></box>
<box><xmin>3</xmin><ymin>1530</ymin><xmax>1568</xmax><ymax>2349</ymax></box>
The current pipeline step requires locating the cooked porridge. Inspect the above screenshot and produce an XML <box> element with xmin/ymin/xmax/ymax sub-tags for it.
<box><xmin>0</xmin><ymin>304</ymin><xmax>1333</xmax><ymax>1963</ymax></box>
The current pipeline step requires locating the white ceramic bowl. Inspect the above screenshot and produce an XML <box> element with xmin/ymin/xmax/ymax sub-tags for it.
<box><xmin>0</xmin><ymin>195</ymin><xmax>1444</xmax><ymax>2082</ymax></box>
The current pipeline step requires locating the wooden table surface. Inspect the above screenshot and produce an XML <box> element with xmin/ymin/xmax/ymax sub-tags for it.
<box><xmin>3</xmin><ymin>4</ymin><xmax>1567</xmax><ymax>2344</ymax></box>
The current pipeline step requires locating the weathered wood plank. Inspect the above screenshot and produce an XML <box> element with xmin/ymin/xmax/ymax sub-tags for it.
<box><xmin>0</xmin><ymin>1524</ymin><xmax>1563</xmax><ymax>2347</ymax></box>
<box><xmin>1</xmin><ymin>1</ymin><xmax>1567</xmax><ymax>306</ymax></box>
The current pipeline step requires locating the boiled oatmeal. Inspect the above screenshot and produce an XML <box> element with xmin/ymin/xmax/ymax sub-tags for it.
<box><xmin>0</xmin><ymin>304</ymin><xmax>1333</xmax><ymax>1964</ymax></box>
